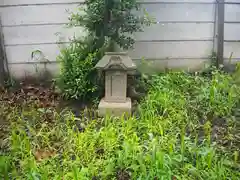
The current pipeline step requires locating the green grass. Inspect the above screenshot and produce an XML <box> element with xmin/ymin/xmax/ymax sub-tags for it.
<box><xmin>0</xmin><ymin>69</ymin><xmax>240</xmax><ymax>180</ymax></box>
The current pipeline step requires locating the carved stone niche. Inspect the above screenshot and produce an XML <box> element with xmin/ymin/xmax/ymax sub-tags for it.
<box><xmin>95</xmin><ymin>52</ymin><xmax>136</xmax><ymax>117</ymax></box>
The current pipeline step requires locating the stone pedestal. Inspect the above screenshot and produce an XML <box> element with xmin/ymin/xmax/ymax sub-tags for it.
<box><xmin>98</xmin><ymin>98</ymin><xmax>132</xmax><ymax>117</ymax></box>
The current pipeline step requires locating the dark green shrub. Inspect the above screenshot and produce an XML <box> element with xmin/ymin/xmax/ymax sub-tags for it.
<box><xmin>69</xmin><ymin>0</ymin><xmax>153</xmax><ymax>50</ymax></box>
<box><xmin>57</xmin><ymin>0</ymin><xmax>153</xmax><ymax>101</ymax></box>
<box><xmin>57</xmin><ymin>37</ymin><xmax>107</xmax><ymax>101</ymax></box>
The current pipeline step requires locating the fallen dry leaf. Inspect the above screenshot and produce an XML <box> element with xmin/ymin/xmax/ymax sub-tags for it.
<box><xmin>34</xmin><ymin>149</ymin><xmax>56</xmax><ymax>162</ymax></box>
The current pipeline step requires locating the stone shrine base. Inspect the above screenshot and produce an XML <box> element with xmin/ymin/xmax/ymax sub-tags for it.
<box><xmin>98</xmin><ymin>98</ymin><xmax>132</xmax><ymax>117</ymax></box>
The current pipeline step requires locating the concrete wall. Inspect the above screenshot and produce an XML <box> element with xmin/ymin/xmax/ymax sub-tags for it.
<box><xmin>0</xmin><ymin>0</ymin><xmax>236</xmax><ymax>78</ymax></box>
<box><xmin>224</xmin><ymin>0</ymin><xmax>240</xmax><ymax>63</ymax></box>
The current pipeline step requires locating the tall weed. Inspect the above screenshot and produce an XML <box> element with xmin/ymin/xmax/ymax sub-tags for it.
<box><xmin>1</xmin><ymin>69</ymin><xmax>240</xmax><ymax>179</ymax></box>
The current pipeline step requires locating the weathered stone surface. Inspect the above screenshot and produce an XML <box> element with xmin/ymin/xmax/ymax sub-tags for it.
<box><xmin>95</xmin><ymin>52</ymin><xmax>136</xmax><ymax>71</ymax></box>
<box><xmin>105</xmin><ymin>70</ymin><xmax>127</xmax><ymax>103</ymax></box>
<box><xmin>98</xmin><ymin>98</ymin><xmax>132</xmax><ymax>117</ymax></box>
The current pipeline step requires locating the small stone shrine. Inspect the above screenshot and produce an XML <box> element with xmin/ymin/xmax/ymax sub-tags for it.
<box><xmin>95</xmin><ymin>52</ymin><xmax>136</xmax><ymax>117</ymax></box>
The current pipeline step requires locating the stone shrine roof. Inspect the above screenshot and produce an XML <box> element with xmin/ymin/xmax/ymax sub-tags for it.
<box><xmin>95</xmin><ymin>52</ymin><xmax>136</xmax><ymax>70</ymax></box>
